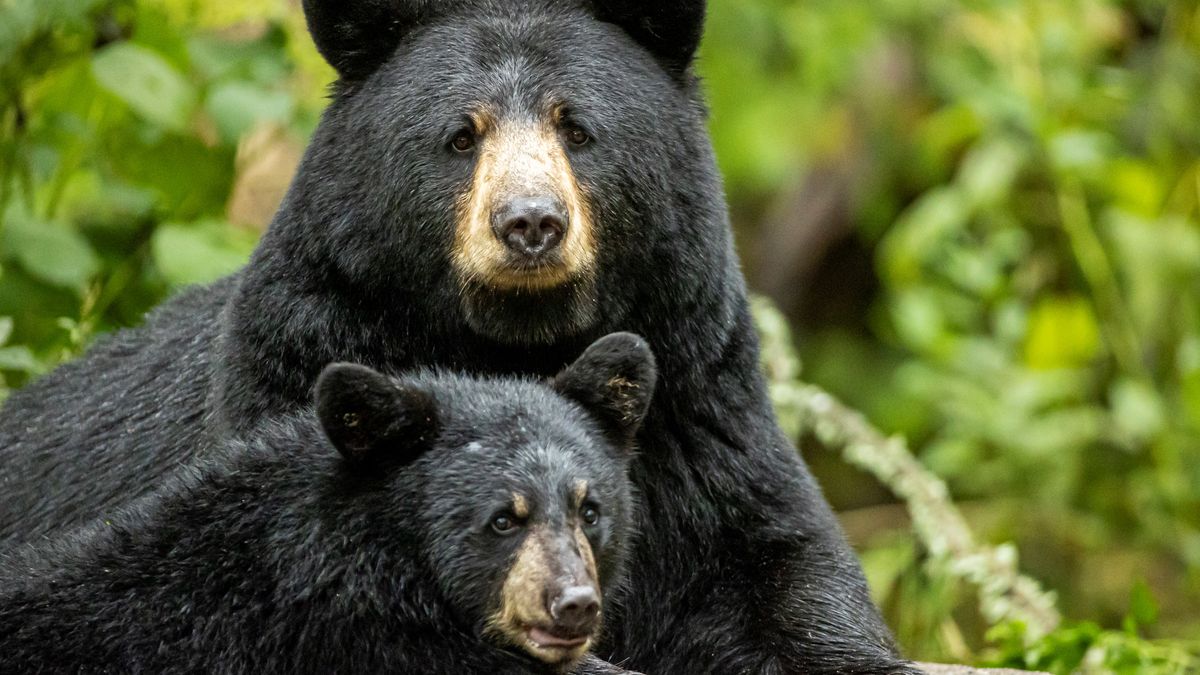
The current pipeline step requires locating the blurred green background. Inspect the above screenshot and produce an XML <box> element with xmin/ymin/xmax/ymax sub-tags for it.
<box><xmin>2</xmin><ymin>0</ymin><xmax>1198</xmax><ymax>671</ymax></box>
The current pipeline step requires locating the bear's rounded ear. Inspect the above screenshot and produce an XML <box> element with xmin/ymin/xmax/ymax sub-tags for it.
<box><xmin>553</xmin><ymin>332</ymin><xmax>657</xmax><ymax>445</ymax></box>
<box><xmin>590</xmin><ymin>0</ymin><xmax>707</xmax><ymax>77</ymax></box>
<box><xmin>315</xmin><ymin>363</ymin><xmax>438</xmax><ymax>465</ymax></box>
<box><xmin>302</xmin><ymin>0</ymin><xmax>441</xmax><ymax>81</ymax></box>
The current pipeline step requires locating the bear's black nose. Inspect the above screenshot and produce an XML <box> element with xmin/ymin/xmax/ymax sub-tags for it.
<box><xmin>492</xmin><ymin>197</ymin><xmax>567</xmax><ymax>259</ymax></box>
<box><xmin>549</xmin><ymin>585</ymin><xmax>600</xmax><ymax>634</ymax></box>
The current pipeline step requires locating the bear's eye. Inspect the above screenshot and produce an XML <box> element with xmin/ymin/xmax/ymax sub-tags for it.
<box><xmin>581</xmin><ymin>504</ymin><xmax>600</xmax><ymax>526</ymax></box>
<box><xmin>491</xmin><ymin>513</ymin><xmax>518</xmax><ymax>534</ymax></box>
<box><xmin>564</xmin><ymin>126</ymin><xmax>590</xmax><ymax>147</ymax></box>
<box><xmin>450</xmin><ymin>130</ymin><xmax>476</xmax><ymax>153</ymax></box>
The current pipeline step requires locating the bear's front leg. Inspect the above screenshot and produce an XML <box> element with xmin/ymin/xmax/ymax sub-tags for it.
<box><xmin>743</xmin><ymin>528</ymin><xmax>925</xmax><ymax>675</ymax></box>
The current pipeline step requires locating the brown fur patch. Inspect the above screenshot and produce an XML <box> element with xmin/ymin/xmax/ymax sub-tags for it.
<box><xmin>488</xmin><ymin>527</ymin><xmax>552</xmax><ymax>645</ymax></box>
<box><xmin>573</xmin><ymin>480</ymin><xmax>588</xmax><ymax>510</ymax></box>
<box><xmin>512</xmin><ymin>493</ymin><xmax>529</xmax><ymax>519</ymax></box>
<box><xmin>469</xmin><ymin>108</ymin><xmax>496</xmax><ymax>136</ymax></box>
<box><xmin>606</xmin><ymin>376</ymin><xmax>641</xmax><ymax>423</ymax></box>
<box><xmin>454</xmin><ymin>118</ymin><xmax>596</xmax><ymax>291</ymax></box>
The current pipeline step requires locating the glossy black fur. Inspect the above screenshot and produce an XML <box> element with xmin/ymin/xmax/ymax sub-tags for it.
<box><xmin>0</xmin><ymin>1</ymin><xmax>916</xmax><ymax>672</ymax></box>
<box><xmin>0</xmin><ymin>280</ymin><xmax>228</xmax><ymax>545</ymax></box>
<box><xmin>0</xmin><ymin>353</ymin><xmax>647</xmax><ymax>674</ymax></box>
<box><xmin>303</xmin><ymin>0</ymin><xmax>705</xmax><ymax>80</ymax></box>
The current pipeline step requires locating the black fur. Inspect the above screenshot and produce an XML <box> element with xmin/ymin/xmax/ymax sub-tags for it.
<box><xmin>0</xmin><ymin>1</ymin><xmax>917</xmax><ymax>672</ymax></box>
<box><xmin>0</xmin><ymin>346</ymin><xmax>650</xmax><ymax>674</ymax></box>
<box><xmin>589</xmin><ymin>0</ymin><xmax>706</xmax><ymax>76</ymax></box>
<box><xmin>303</xmin><ymin>0</ymin><xmax>440</xmax><ymax>80</ymax></box>
<box><xmin>315</xmin><ymin>362</ymin><xmax>441</xmax><ymax>463</ymax></box>
<box><xmin>0</xmin><ymin>280</ymin><xmax>227</xmax><ymax>546</ymax></box>
<box><xmin>553</xmin><ymin>332</ymin><xmax>657</xmax><ymax>445</ymax></box>
<box><xmin>304</xmin><ymin>0</ymin><xmax>705</xmax><ymax>81</ymax></box>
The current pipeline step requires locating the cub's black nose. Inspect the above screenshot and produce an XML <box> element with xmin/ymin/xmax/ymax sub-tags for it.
<box><xmin>492</xmin><ymin>197</ymin><xmax>567</xmax><ymax>259</ymax></box>
<box><xmin>549</xmin><ymin>585</ymin><xmax>600</xmax><ymax>634</ymax></box>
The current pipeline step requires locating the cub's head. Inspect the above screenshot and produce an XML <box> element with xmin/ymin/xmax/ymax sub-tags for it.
<box><xmin>293</xmin><ymin>0</ymin><xmax>713</xmax><ymax>344</ymax></box>
<box><xmin>314</xmin><ymin>332</ymin><xmax>657</xmax><ymax>667</ymax></box>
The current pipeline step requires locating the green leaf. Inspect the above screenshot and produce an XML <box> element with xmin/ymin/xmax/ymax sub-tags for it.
<box><xmin>0</xmin><ymin>0</ymin><xmax>106</xmax><ymax>70</ymax></box>
<box><xmin>58</xmin><ymin>171</ymin><xmax>158</xmax><ymax>233</ymax></box>
<box><xmin>109</xmin><ymin>135</ymin><xmax>236</xmax><ymax>220</ymax></box>
<box><xmin>1110</xmin><ymin>379</ymin><xmax>1167</xmax><ymax>445</ymax></box>
<box><xmin>151</xmin><ymin>220</ymin><xmax>258</xmax><ymax>287</ymax></box>
<box><xmin>205</xmin><ymin>82</ymin><xmax>294</xmax><ymax>142</ymax></box>
<box><xmin>1127</xmin><ymin>580</ymin><xmax>1159</xmax><ymax>628</ymax></box>
<box><xmin>1023</xmin><ymin>296</ymin><xmax>1102</xmax><ymax>369</ymax></box>
<box><xmin>91</xmin><ymin>43</ymin><xmax>197</xmax><ymax>132</ymax></box>
<box><xmin>890</xmin><ymin>288</ymin><xmax>948</xmax><ymax>352</ymax></box>
<box><xmin>957</xmin><ymin>137</ymin><xmax>1025</xmax><ymax>208</ymax></box>
<box><xmin>1104</xmin><ymin>159</ymin><xmax>1165</xmax><ymax>218</ymax></box>
<box><xmin>0</xmin><ymin>345</ymin><xmax>40</xmax><ymax>373</ymax></box>
<box><xmin>1048</xmin><ymin>129</ymin><xmax>1114</xmax><ymax>176</ymax></box>
<box><xmin>187</xmin><ymin>30</ymin><xmax>291</xmax><ymax>85</ymax></box>
<box><xmin>2</xmin><ymin>212</ymin><xmax>100</xmax><ymax>291</ymax></box>
<box><xmin>880</xmin><ymin>187</ymin><xmax>970</xmax><ymax>285</ymax></box>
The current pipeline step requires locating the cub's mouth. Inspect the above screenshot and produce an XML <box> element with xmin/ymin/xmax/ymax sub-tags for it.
<box><xmin>487</xmin><ymin>614</ymin><xmax>598</xmax><ymax>665</ymax></box>
<box><xmin>523</xmin><ymin>624</ymin><xmax>592</xmax><ymax>661</ymax></box>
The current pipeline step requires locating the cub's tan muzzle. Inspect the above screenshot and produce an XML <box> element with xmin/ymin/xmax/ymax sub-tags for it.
<box><xmin>487</xmin><ymin>524</ymin><xmax>602</xmax><ymax>665</ymax></box>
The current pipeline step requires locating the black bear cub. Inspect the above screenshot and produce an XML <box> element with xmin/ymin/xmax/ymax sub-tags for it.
<box><xmin>0</xmin><ymin>333</ymin><xmax>656</xmax><ymax>675</ymax></box>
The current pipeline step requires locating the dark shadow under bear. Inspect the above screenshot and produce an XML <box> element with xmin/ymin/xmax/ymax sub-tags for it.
<box><xmin>0</xmin><ymin>334</ymin><xmax>655</xmax><ymax>675</ymax></box>
<box><xmin>0</xmin><ymin>1</ymin><xmax>918</xmax><ymax>672</ymax></box>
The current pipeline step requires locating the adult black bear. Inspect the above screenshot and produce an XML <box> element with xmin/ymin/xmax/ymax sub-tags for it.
<box><xmin>0</xmin><ymin>334</ymin><xmax>654</xmax><ymax>674</ymax></box>
<box><xmin>0</xmin><ymin>1</ymin><xmax>916</xmax><ymax>672</ymax></box>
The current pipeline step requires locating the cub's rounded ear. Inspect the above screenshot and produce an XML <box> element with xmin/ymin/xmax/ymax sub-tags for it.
<box><xmin>554</xmin><ymin>332</ymin><xmax>657</xmax><ymax>444</ymax></box>
<box><xmin>590</xmin><ymin>0</ymin><xmax>707</xmax><ymax>77</ymax></box>
<box><xmin>302</xmin><ymin>0</ymin><xmax>443</xmax><ymax>81</ymax></box>
<box><xmin>315</xmin><ymin>363</ymin><xmax>438</xmax><ymax>465</ymax></box>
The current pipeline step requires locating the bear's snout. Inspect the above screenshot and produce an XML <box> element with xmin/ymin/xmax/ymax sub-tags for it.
<box><xmin>453</xmin><ymin>117</ymin><xmax>596</xmax><ymax>293</ymax></box>
<box><xmin>489</xmin><ymin>523</ymin><xmax>604</xmax><ymax>664</ymax></box>
<box><xmin>549</xmin><ymin>585</ymin><xmax>601</xmax><ymax>636</ymax></box>
<box><xmin>491</xmin><ymin>196</ymin><xmax>568</xmax><ymax>261</ymax></box>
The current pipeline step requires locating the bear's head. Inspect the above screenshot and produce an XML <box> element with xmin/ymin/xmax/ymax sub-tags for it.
<box><xmin>279</xmin><ymin>0</ymin><xmax>718</xmax><ymax>345</ymax></box>
<box><xmin>314</xmin><ymin>332</ymin><xmax>657</xmax><ymax>667</ymax></box>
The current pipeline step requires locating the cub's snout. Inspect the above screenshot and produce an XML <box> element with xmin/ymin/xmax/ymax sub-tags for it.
<box><xmin>491</xmin><ymin>520</ymin><xmax>604</xmax><ymax>664</ymax></box>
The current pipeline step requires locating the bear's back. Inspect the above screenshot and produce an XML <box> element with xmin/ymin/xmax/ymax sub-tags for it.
<box><xmin>0</xmin><ymin>275</ymin><xmax>237</xmax><ymax>548</ymax></box>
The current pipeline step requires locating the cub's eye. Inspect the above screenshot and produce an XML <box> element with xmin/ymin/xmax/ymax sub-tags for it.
<box><xmin>581</xmin><ymin>505</ymin><xmax>600</xmax><ymax>526</ymax></box>
<box><xmin>450</xmin><ymin>131</ymin><xmax>476</xmax><ymax>153</ymax></box>
<box><xmin>564</xmin><ymin>126</ymin><xmax>590</xmax><ymax>147</ymax></box>
<box><xmin>491</xmin><ymin>513</ymin><xmax>518</xmax><ymax>534</ymax></box>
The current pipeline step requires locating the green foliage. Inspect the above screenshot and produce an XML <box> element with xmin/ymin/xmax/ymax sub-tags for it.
<box><xmin>91</xmin><ymin>42</ymin><xmax>198</xmax><ymax>131</ymax></box>
<box><xmin>151</xmin><ymin>220</ymin><xmax>258</xmax><ymax>287</ymax></box>
<box><xmin>984</xmin><ymin>588</ymin><xmax>1200</xmax><ymax>675</ymax></box>
<box><xmin>0</xmin><ymin>0</ymin><xmax>323</xmax><ymax>387</ymax></box>
<box><xmin>759</xmin><ymin>293</ymin><xmax>1200</xmax><ymax>672</ymax></box>
<box><xmin>705</xmin><ymin>0</ymin><xmax>1200</xmax><ymax>664</ymax></box>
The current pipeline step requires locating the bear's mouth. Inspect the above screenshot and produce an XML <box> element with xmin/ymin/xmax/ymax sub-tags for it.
<box><xmin>524</xmin><ymin>624</ymin><xmax>591</xmax><ymax>657</ymax></box>
<box><xmin>484</xmin><ymin>254</ymin><xmax>576</xmax><ymax>291</ymax></box>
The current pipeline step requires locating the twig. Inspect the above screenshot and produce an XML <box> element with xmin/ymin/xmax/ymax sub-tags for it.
<box><xmin>752</xmin><ymin>296</ymin><xmax>1062</xmax><ymax>641</ymax></box>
